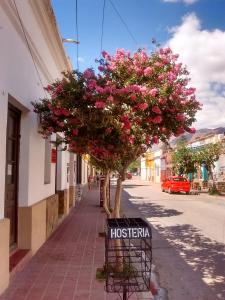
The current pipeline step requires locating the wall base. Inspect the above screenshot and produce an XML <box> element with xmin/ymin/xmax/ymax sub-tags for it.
<box><xmin>0</xmin><ymin>218</ymin><xmax>10</xmax><ymax>295</ymax></box>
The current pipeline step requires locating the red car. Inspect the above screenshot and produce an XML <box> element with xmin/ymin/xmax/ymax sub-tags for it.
<box><xmin>126</xmin><ymin>173</ymin><xmax>132</xmax><ymax>179</ymax></box>
<box><xmin>161</xmin><ymin>176</ymin><xmax>191</xmax><ymax>194</ymax></box>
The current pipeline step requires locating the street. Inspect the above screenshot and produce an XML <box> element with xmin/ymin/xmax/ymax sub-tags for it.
<box><xmin>121</xmin><ymin>178</ymin><xmax>225</xmax><ymax>300</ymax></box>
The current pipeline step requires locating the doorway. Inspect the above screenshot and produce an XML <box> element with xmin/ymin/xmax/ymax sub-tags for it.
<box><xmin>5</xmin><ymin>104</ymin><xmax>21</xmax><ymax>247</ymax></box>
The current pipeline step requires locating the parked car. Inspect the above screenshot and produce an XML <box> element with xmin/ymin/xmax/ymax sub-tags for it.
<box><xmin>161</xmin><ymin>176</ymin><xmax>191</xmax><ymax>194</ymax></box>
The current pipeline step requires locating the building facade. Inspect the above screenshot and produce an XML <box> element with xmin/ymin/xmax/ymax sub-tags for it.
<box><xmin>0</xmin><ymin>0</ymin><xmax>87</xmax><ymax>294</ymax></box>
<box><xmin>140</xmin><ymin>146</ymin><xmax>162</xmax><ymax>184</ymax></box>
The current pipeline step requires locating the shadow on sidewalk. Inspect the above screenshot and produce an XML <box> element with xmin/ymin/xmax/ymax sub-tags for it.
<box><xmin>128</xmin><ymin>197</ymin><xmax>183</xmax><ymax>218</ymax></box>
<box><xmin>155</xmin><ymin>223</ymin><xmax>225</xmax><ymax>299</ymax></box>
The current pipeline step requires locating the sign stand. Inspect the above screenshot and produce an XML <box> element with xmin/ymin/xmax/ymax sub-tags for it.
<box><xmin>105</xmin><ymin>218</ymin><xmax>152</xmax><ymax>300</ymax></box>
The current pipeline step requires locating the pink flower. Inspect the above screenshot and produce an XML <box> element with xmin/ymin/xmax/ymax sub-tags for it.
<box><xmin>87</xmin><ymin>79</ymin><xmax>97</xmax><ymax>90</ymax></box>
<box><xmin>95</xmin><ymin>101</ymin><xmax>105</xmax><ymax>109</ymax></box>
<box><xmin>128</xmin><ymin>136</ymin><xmax>135</xmax><ymax>144</ymax></box>
<box><xmin>152</xmin><ymin>136</ymin><xmax>158</xmax><ymax>144</ymax></box>
<box><xmin>185</xmin><ymin>127</ymin><xmax>196</xmax><ymax>134</ymax></box>
<box><xmin>96</xmin><ymin>86</ymin><xmax>104</xmax><ymax>93</ymax></box>
<box><xmin>58</xmin><ymin>122</ymin><xmax>64</xmax><ymax>128</ymax></box>
<box><xmin>176</xmin><ymin>114</ymin><xmax>185</xmax><ymax>122</ymax></box>
<box><xmin>185</xmin><ymin>87</ymin><xmax>196</xmax><ymax>96</ymax></box>
<box><xmin>121</xmin><ymin>116</ymin><xmax>129</xmax><ymax>123</ymax></box>
<box><xmin>53</xmin><ymin>84</ymin><xmax>63</xmax><ymax>96</ymax></box>
<box><xmin>149</xmin><ymin>88</ymin><xmax>158</xmax><ymax>97</ymax></box>
<box><xmin>144</xmin><ymin>67</ymin><xmax>153</xmax><ymax>77</ymax></box>
<box><xmin>101</xmin><ymin>51</ymin><xmax>110</xmax><ymax>60</ymax></box>
<box><xmin>152</xmin><ymin>106</ymin><xmax>161</xmax><ymax>114</ymax></box>
<box><xmin>44</xmin><ymin>85</ymin><xmax>53</xmax><ymax>92</ymax></box>
<box><xmin>154</xmin><ymin>62</ymin><xmax>163</xmax><ymax>68</ymax></box>
<box><xmin>137</xmin><ymin>103</ymin><xmax>148</xmax><ymax>111</ymax></box>
<box><xmin>107</xmin><ymin>95</ymin><xmax>114</xmax><ymax>102</ymax></box>
<box><xmin>158</xmin><ymin>74</ymin><xmax>166</xmax><ymax>82</ymax></box>
<box><xmin>140</xmin><ymin>86</ymin><xmax>147</xmax><ymax>93</ymax></box>
<box><xmin>130</xmin><ymin>94</ymin><xmax>137</xmax><ymax>101</ymax></box>
<box><xmin>98</xmin><ymin>66</ymin><xmax>105</xmax><ymax>72</ymax></box>
<box><xmin>72</xmin><ymin>129</ymin><xmax>79</xmax><ymax>136</ymax></box>
<box><xmin>152</xmin><ymin>116</ymin><xmax>162</xmax><ymax>124</ymax></box>
<box><xmin>83</xmin><ymin>68</ymin><xmax>94</xmax><ymax>79</ymax></box>
<box><xmin>160</xmin><ymin>127</ymin><xmax>167</xmax><ymax>134</ymax></box>
<box><xmin>105</xmin><ymin>128</ymin><xmax>112</xmax><ymax>134</ymax></box>
<box><xmin>176</xmin><ymin>127</ymin><xmax>185</xmax><ymax>135</ymax></box>
<box><xmin>61</xmin><ymin>108</ymin><xmax>70</xmax><ymax>116</ymax></box>
<box><xmin>159</xmin><ymin>47</ymin><xmax>171</xmax><ymax>55</ymax></box>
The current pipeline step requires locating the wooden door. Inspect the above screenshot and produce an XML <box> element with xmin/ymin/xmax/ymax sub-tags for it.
<box><xmin>5</xmin><ymin>104</ymin><xmax>21</xmax><ymax>246</ymax></box>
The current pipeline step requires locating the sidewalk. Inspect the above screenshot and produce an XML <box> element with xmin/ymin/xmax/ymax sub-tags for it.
<box><xmin>0</xmin><ymin>186</ymin><xmax>138</xmax><ymax>300</ymax></box>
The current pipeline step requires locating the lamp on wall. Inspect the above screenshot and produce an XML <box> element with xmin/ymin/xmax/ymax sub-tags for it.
<box><xmin>62</xmin><ymin>38</ymin><xmax>79</xmax><ymax>44</ymax></box>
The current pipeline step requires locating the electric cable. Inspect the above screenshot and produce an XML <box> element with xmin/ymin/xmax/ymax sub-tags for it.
<box><xmin>108</xmin><ymin>0</ymin><xmax>138</xmax><ymax>46</ymax></box>
<box><xmin>75</xmin><ymin>0</ymin><xmax>79</xmax><ymax>70</ymax></box>
<box><xmin>13</xmin><ymin>0</ymin><xmax>47</xmax><ymax>97</ymax></box>
<box><xmin>100</xmin><ymin>0</ymin><xmax>106</xmax><ymax>55</ymax></box>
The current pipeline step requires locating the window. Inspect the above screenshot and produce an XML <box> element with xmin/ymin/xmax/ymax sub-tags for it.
<box><xmin>44</xmin><ymin>137</ymin><xmax>51</xmax><ymax>184</ymax></box>
<box><xmin>172</xmin><ymin>177</ymin><xmax>187</xmax><ymax>182</ymax></box>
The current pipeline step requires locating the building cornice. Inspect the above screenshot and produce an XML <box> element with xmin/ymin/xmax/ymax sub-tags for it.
<box><xmin>0</xmin><ymin>0</ymin><xmax>71</xmax><ymax>85</ymax></box>
<box><xmin>29</xmin><ymin>0</ymin><xmax>72</xmax><ymax>72</ymax></box>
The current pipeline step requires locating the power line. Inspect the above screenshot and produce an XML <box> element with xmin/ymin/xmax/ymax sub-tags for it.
<box><xmin>75</xmin><ymin>0</ymin><xmax>79</xmax><ymax>70</ymax></box>
<box><xmin>100</xmin><ymin>0</ymin><xmax>106</xmax><ymax>54</ymax></box>
<box><xmin>108</xmin><ymin>0</ymin><xmax>138</xmax><ymax>46</ymax></box>
<box><xmin>13</xmin><ymin>0</ymin><xmax>47</xmax><ymax>97</ymax></box>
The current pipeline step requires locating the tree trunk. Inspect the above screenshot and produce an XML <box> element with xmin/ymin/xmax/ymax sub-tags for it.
<box><xmin>113</xmin><ymin>176</ymin><xmax>123</xmax><ymax>218</ymax></box>
<box><xmin>103</xmin><ymin>170</ymin><xmax>111</xmax><ymax>217</ymax></box>
<box><xmin>113</xmin><ymin>171</ymin><xmax>126</xmax><ymax>273</ymax></box>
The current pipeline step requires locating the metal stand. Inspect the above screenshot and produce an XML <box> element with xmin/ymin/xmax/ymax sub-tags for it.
<box><xmin>123</xmin><ymin>287</ymin><xmax>127</xmax><ymax>300</ymax></box>
<box><xmin>105</xmin><ymin>218</ymin><xmax>152</xmax><ymax>300</ymax></box>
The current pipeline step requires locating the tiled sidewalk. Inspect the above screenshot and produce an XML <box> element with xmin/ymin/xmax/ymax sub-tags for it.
<box><xmin>0</xmin><ymin>186</ymin><xmax>138</xmax><ymax>300</ymax></box>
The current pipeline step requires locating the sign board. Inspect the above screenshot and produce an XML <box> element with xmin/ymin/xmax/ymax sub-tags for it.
<box><xmin>108</xmin><ymin>226</ymin><xmax>151</xmax><ymax>239</ymax></box>
<box><xmin>51</xmin><ymin>148</ymin><xmax>57</xmax><ymax>163</ymax></box>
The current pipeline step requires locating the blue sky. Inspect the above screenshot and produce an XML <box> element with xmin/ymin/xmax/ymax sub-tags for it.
<box><xmin>52</xmin><ymin>0</ymin><xmax>225</xmax><ymax>129</ymax></box>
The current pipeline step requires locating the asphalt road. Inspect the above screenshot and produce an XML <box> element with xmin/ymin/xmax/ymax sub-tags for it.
<box><xmin>121</xmin><ymin>178</ymin><xmax>225</xmax><ymax>300</ymax></box>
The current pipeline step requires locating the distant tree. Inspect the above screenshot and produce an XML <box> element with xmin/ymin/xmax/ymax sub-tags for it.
<box><xmin>172</xmin><ymin>141</ymin><xmax>197</xmax><ymax>177</ymax></box>
<box><xmin>128</xmin><ymin>160</ymin><xmax>140</xmax><ymax>173</ymax></box>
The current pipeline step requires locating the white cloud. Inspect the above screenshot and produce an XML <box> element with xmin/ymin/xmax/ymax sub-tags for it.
<box><xmin>163</xmin><ymin>0</ymin><xmax>198</xmax><ymax>4</ymax></box>
<box><xmin>166</xmin><ymin>13</ymin><xmax>225</xmax><ymax>129</ymax></box>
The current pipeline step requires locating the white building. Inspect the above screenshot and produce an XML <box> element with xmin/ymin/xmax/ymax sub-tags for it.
<box><xmin>0</xmin><ymin>0</ymin><xmax>88</xmax><ymax>294</ymax></box>
<box><xmin>189</xmin><ymin>133</ymin><xmax>225</xmax><ymax>180</ymax></box>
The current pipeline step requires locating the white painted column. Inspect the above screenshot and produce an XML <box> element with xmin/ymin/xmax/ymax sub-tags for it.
<box><xmin>0</xmin><ymin>93</ymin><xmax>8</xmax><ymax>219</ymax></box>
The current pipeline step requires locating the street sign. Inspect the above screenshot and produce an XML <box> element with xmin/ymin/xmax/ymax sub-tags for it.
<box><xmin>105</xmin><ymin>217</ymin><xmax>152</xmax><ymax>300</ymax></box>
<box><xmin>51</xmin><ymin>148</ymin><xmax>57</xmax><ymax>163</ymax></box>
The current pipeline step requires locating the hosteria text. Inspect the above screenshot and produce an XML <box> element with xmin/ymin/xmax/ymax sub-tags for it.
<box><xmin>108</xmin><ymin>227</ymin><xmax>151</xmax><ymax>239</ymax></box>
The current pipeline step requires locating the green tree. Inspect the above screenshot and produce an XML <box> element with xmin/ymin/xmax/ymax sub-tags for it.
<box><xmin>172</xmin><ymin>141</ymin><xmax>197</xmax><ymax>177</ymax></box>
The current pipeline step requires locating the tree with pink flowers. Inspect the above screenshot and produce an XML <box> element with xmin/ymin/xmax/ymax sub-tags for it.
<box><xmin>33</xmin><ymin>47</ymin><xmax>201</xmax><ymax>218</ymax></box>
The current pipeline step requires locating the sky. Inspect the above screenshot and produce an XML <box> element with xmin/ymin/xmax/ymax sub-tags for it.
<box><xmin>52</xmin><ymin>0</ymin><xmax>225</xmax><ymax>130</ymax></box>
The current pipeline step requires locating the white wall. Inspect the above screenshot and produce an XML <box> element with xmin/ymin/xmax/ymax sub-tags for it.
<box><xmin>140</xmin><ymin>157</ymin><xmax>147</xmax><ymax>181</ymax></box>
<box><xmin>0</xmin><ymin>1</ymin><xmax>70</xmax><ymax>215</ymax></box>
